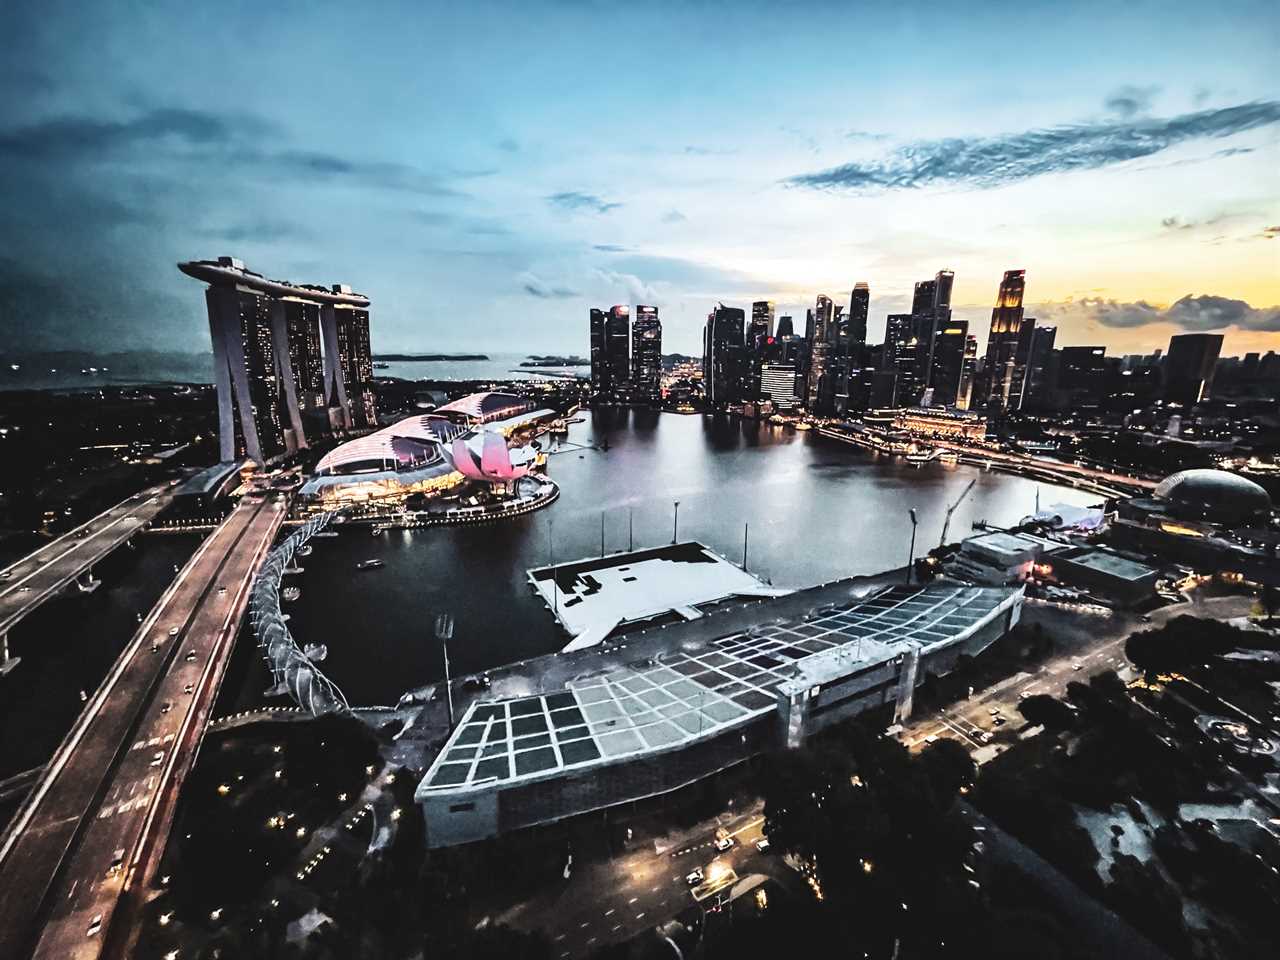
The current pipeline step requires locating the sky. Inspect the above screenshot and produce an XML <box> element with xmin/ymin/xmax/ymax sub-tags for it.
<box><xmin>0</xmin><ymin>0</ymin><xmax>1277</xmax><ymax>360</ymax></box>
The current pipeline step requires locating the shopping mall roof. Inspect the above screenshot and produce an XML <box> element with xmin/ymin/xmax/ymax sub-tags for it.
<box><xmin>313</xmin><ymin>412</ymin><xmax>468</xmax><ymax>476</ymax></box>
<box><xmin>436</xmin><ymin>391</ymin><xmax>534</xmax><ymax>423</ymax></box>
<box><xmin>418</xmin><ymin>583</ymin><xmax>1018</xmax><ymax>797</ymax></box>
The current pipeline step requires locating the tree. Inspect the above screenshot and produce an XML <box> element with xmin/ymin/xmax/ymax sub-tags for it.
<box><xmin>1017</xmin><ymin>694</ymin><xmax>1076</xmax><ymax>732</ymax></box>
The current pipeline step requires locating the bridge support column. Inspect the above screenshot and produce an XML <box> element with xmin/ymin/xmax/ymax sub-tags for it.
<box><xmin>0</xmin><ymin>632</ymin><xmax>19</xmax><ymax>676</ymax></box>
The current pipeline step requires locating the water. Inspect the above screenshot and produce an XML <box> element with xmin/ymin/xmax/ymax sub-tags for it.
<box><xmin>374</xmin><ymin>352</ymin><xmax>588</xmax><ymax>382</ymax></box>
<box><xmin>258</xmin><ymin>411</ymin><xmax>1100</xmax><ymax>708</ymax></box>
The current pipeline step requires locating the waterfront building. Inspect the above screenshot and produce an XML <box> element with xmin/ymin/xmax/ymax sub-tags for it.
<box><xmin>979</xmin><ymin>269</ymin><xmax>1029</xmax><ymax>412</ymax></box>
<box><xmin>179</xmin><ymin>256</ymin><xmax>372</xmax><ymax>463</ymax></box>
<box><xmin>606</xmin><ymin>305</ymin><xmax>631</xmax><ymax>399</ymax></box>
<box><xmin>631</xmin><ymin>305</ymin><xmax>662</xmax><ymax>403</ymax></box>
<box><xmin>891</xmin><ymin>407</ymin><xmax>987</xmax><ymax>441</ymax></box>
<box><xmin>910</xmin><ymin>270</ymin><xmax>954</xmax><ymax>403</ymax></box>
<box><xmin>417</xmin><ymin>583</ymin><xmax>1023</xmax><ymax>847</ymax></box>
<box><xmin>759</xmin><ymin>362</ymin><xmax>801</xmax><ymax>410</ymax></box>
<box><xmin>703</xmin><ymin>304</ymin><xmax>747</xmax><ymax>409</ymax></box>
<box><xmin>805</xmin><ymin>295</ymin><xmax>836</xmax><ymax>412</ymax></box>
<box><xmin>883</xmin><ymin>313</ymin><xmax>918</xmax><ymax>405</ymax></box>
<box><xmin>947</xmin><ymin>530</ymin><xmax>1065</xmax><ymax>584</ymax></box>
<box><xmin>955</xmin><ymin>334</ymin><xmax>978</xmax><ymax>411</ymax></box>
<box><xmin>1164</xmin><ymin>333</ymin><xmax>1224</xmax><ymax>405</ymax></box>
<box><xmin>589</xmin><ymin>308</ymin><xmax>607</xmax><ymax>396</ymax></box>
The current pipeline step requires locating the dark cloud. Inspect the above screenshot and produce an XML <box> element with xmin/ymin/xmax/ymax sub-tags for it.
<box><xmin>1033</xmin><ymin>294</ymin><xmax>1280</xmax><ymax>333</ymax></box>
<box><xmin>520</xmin><ymin>273</ymin><xmax>578</xmax><ymax>299</ymax></box>
<box><xmin>593</xmin><ymin>244</ymin><xmax>628</xmax><ymax>252</ymax></box>
<box><xmin>0</xmin><ymin>108</ymin><xmax>249</xmax><ymax>160</ymax></box>
<box><xmin>1104</xmin><ymin>84</ymin><xmax>1159</xmax><ymax>118</ymax></box>
<box><xmin>199</xmin><ymin>220</ymin><xmax>312</xmax><ymax>244</ymax></box>
<box><xmin>785</xmin><ymin>100</ymin><xmax>1280</xmax><ymax>192</ymax></box>
<box><xmin>546</xmin><ymin>191</ymin><xmax>622</xmax><ymax>214</ymax></box>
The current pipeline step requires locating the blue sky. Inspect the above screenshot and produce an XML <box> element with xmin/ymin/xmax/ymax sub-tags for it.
<box><xmin>1</xmin><ymin>0</ymin><xmax>1277</xmax><ymax>357</ymax></box>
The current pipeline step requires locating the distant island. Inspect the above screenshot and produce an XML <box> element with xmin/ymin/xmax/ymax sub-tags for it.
<box><xmin>373</xmin><ymin>353</ymin><xmax>489</xmax><ymax>362</ymax></box>
<box><xmin>521</xmin><ymin>355</ymin><xmax>589</xmax><ymax>367</ymax></box>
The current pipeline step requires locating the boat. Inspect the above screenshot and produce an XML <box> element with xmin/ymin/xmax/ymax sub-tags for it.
<box><xmin>356</xmin><ymin>558</ymin><xmax>384</xmax><ymax>570</ymax></box>
<box><xmin>303</xmin><ymin>643</ymin><xmax>328</xmax><ymax>662</ymax></box>
<box><xmin>313</xmin><ymin>530</ymin><xmax>339</xmax><ymax>538</ymax></box>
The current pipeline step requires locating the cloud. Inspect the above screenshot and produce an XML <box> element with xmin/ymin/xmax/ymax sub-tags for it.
<box><xmin>592</xmin><ymin>268</ymin><xmax>660</xmax><ymax>305</ymax></box>
<box><xmin>785</xmin><ymin>100</ymin><xmax>1280</xmax><ymax>192</ymax></box>
<box><xmin>199</xmin><ymin>219</ymin><xmax>311</xmax><ymax>243</ymax></box>
<box><xmin>1259</xmin><ymin>225</ymin><xmax>1280</xmax><ymax>239</ymax></box>
<box><xmin>0</xmin><ymin>108</ymin><xmax>250</xmax><ymax>159</ymax></box>
<box><xmin>496</xmin><ymin>137</ymin><xmax>519</xmax><ymax>153</ymax></box>
<box><xmin>661</xmin><ymin>209</ymin><xmax>687</xmax><ymax>223</ymax></box>
<box><xmin>1104</xmin><ymin>84</ymin><xmax>1159</xmax><ymax>119</ymax></box>
<box><xmin>519</xmin><ymin>272</ymin><xmax>578</xmax><ymax>299</ymax></box>
<box><xmin>546</xmin><ymin>191</ymin><xmax>622</xmax><ymax>214</ymax></box>
<box><xmin>1032</xmin><ymin>294</ymin><xmax>1280</xmax><ymax>333</ymax></box>
<box><xmin>593</xmin><ymin>244</ymin><xmax>628</xmax><ymax>252</ymax></box>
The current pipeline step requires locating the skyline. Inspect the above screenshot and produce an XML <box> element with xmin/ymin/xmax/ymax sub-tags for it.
<box><xmin>1</xmin><ymin>0</ymin><xmax>1278</xmax><ymax>359</ymax></box>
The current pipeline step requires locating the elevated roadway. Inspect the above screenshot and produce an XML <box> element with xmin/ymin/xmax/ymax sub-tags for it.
<box><xmin>0</xmin><ymin>492</ymin><xmax>287</xmax><ymax>960</ymax></box>
<box><xmin>0</xmin><ymin>484</ymin><xmax>176</xmax><ymax>672</ymax></box>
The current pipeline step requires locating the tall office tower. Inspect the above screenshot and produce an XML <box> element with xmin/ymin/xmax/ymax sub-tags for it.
<box><xmin>1164</xmin><ymin>333</ymin><xmax>1224</xmax><ymax>405</ymax></box>
<box><xmin>589</xmin><ymin>308</ymin><xmax>607</xmax><ymax>397</ymax></box>
<box><xmin>750</xmin><ymin>301</ymin><xmax>775</xmax><ymax>343</ymax></box>
<box><xmin>883</xmin><ymin>313</ymin><xmax>918</xmax><ymax>405</ymax></box>
<box><xmin>980</xmin><ymin>269</ymin><xmax>1029</xmax><ymax>411</ymax></box>
<box><xmin>324</xmin><ymin>291</ymin><xmax>375</xmax><ymax>429</ymax></box>
<box><xmin>805</xmin><ymin>294</ymin><xmax>835</xmax><ymax>412</ymax></box>
<box><xmin>703</xmin><ymin>304</ymin><xmax>746</xmax><ymax>409</ymax></box>
<box><xmin>909</xmin><ymin>270</ymin><xmax>955</xmax><ymax>399</ymax></box>
<box><xmin>776</xmin><ymin>315</ymin><xmax>794</xmax><ymax>339</ymax></box>
<box><xmin>180</xmin><ymin>257</ymin><xmax>370</xmax><ymax>462</ymax></box>
<box><xmin>955</xmin><ymin>335</ymin><xmax>978</xmax><ymax>410</ymax></box>
<box><xmin>928</xmin><ymin>320</ymin><xmax>970</xmax><ymax>407</ymax></box>
<box><xmin>631</xmin><ymin>305</ymin><xmax>662</xmax><ymax>403</ymax></box>
<box><xmin>605</xmin><ymin>305</ymin><xmax>632</xmax><ymax>399</ymax></box>
<box><xmin>759</xmin><ymin>362</ymin><xmax>801</xmax><ymax>410</ymax></box>
<box><xmin>278</xmin><ymin>298</ymin><xmax>325</xmax><ymax>411</ymax></box>
<box><xmin>1057</xmin><ymin>346</ymin><xmax>1108</xmax><ymax>408</ymax></box>
<box><xmin>847</xmin><ymin>283</ymin><xmax>870</xmax><ymax>349</ymax></box>
<box><xmin>829</xmin><ymin>285</ymin><xmax>870</xmax><ymax>416</ymax></box>
<box><xmin>1021</xmin><ymin>324</ymin><xmax>1057</xmax><ymax>411</ymax></box>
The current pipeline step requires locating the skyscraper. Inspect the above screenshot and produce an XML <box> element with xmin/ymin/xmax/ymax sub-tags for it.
<box><xmin>750</xmin><ymin>301</ymin><xmax>775</xmax><ymax>343</ymax></box>
<box><xmin>324</xmin><ymin>290</ymin><xmax>375</xmax><ymax>429</ymax></box>
<box><xmin>703</xmin><ymin>304</ymin><xmax>746</xmax><ymax>409</ymax></box>
<box><xmin>606</xmin><ymin>305</ymin><xmax>631</xmax><ymax>398</ymax></box>
<box><xmin>928</xmin><ymin>320</ymin><xmax>970</xmax><ymax>408</ymax></box>
<box><xmin>831</xmin><ymin>283</ymin><xmax>870</xmax><ymax>415</ymax></box>
<box><xmin>1164</xmin><ymin>333</ymin><xmax>1224</xmax><ymax>405</ymax></box>
<box><xmin>776</xmin><ymin>315</ymin><xmax>794</xmax><ymax>339</ymax></box>
<box><xmin>759</xmin><ymin>362</ymin><xmax>800</xmax><ymax>410</ymax></box>
<box><xmin>956</xmin><ymin>335</ymin><xmax>978</xmax><ymax>411</ymax></box>
<box><xmin>846</xmin><ymin>283</ymin><xmax>869</xmax><ymax>349</ymax></box>
<box><xmin>980</xmin><ymin>269</ymin><xmax>1029</xmax><ymax>411</ymax></box>
<box><xmin>589</xmin><ymin>308</ymin><xmax>607</xmax><ymax>397</ymax></box>
<box><xmin>805</xmin><ymin>294</ymin><xmax>835</xmax><ymax>412</ymax></box>
<box><xmin>1022</xmin><ymin>324</ymin><xmax>1057</xmax><ymax>411</ymax></box>
<box><xmin>631</xmin><ymin>305</ymin><xmax>662</xmax><ymax>403</ymax></box>
<box><xmin>883</xmin><ymin>313</ymin><xmax>918</xmax><ymax>406</ymax></box>
<box><xmin>179</xmin><ymin>257</ymin><xmax>371</xmax><ymax>463</ymax></box>
<box><xmin>747</xmin><ymin>301</ymin><xmax>776</xmax><ymax>401</ymax></box>
<box><xmin>911</xmin><ymin>269</ymin><xmax>954</xmax><ymax>405</ymax></box>
<box><xmin>1057</xmin><ymin>346</ymin><xmax>1108</xmax><ymax>408</ymax></box>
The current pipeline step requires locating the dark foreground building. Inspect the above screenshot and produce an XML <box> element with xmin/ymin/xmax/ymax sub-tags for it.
<box><xmin>417</xmin><ymin>583</ymin><xmax>1022</xmax><ymax>846</ymax></box>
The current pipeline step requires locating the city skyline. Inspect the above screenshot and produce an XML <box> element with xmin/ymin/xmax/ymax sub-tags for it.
<box><xmin>0</xmin><ymin>0</ymin><xmax>1277</xmax><ymax>360</ymax></box>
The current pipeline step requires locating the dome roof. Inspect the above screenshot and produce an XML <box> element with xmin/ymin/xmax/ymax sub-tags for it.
<box><xmin>1153</xmin><ymin>469</ymin><xmax>1272</xmax><ymax>526</ymax></box>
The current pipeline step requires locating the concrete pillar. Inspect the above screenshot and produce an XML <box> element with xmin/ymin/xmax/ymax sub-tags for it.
<box><xmin>319</xmin><ymin>304</ymin><xmax>352</xmax><ymax>431</ymax></box>
<box><xmin>269</xmin><ymin>300</ymin><xmax>308</xmax><ymax>453</ymax></box>
<box><xmin>0</xmin><ymin>633</ymin><xmax>19</xmax><ymax>676</ymax></box>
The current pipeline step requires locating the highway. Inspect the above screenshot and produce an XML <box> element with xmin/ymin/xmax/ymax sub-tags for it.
<box><xmin>0</xmin><ymin>484</ymin><xmax>176</xmax><ymax>659</ymax></box>
<box><xmin>0</xmin><ymin>492</ymin><xmax>287</xmax><ymax>960</ymax></box>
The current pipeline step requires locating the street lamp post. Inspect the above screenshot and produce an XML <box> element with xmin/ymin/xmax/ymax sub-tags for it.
<box><xmin>906</xmin><ymin>508</ymin><xmax>918</xmax><ymax>584</ymax></box>
<box><xmin>435</xmin><ymin>613</ymin><xmax>455</xmax><ymax>728</ymax></box>
<box><xmin>672</xmin><ymin>500</ymin><xmax>680</xmax><ymax>544</ymax></box>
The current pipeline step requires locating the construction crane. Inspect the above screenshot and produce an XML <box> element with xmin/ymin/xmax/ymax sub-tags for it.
<box><xmin>938</xmin><ymin>478</ymin><xmax>977</xmax><ymax>549</ymax></box>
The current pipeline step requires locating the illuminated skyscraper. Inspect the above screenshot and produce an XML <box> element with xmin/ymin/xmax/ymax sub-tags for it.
<box><xmin>805</xmin><ymin>294</ymin><xmax>835</xmax><ymax>412</ymax></box>
<box><xmin>776</xmin><ymin>315</ymin><xmax>794</xmax><ymax>339</ymax></box>
<box><xmin>323</xmin><ymin>290</ymin><xmax>375</xmax><ymax>429</ymax></box>
<box><xmin>179</xmin><ymin>257</ymin><xmax>371</xmax><ymax>463</ymax></box>
<box><xmin>883</xmin><ymin>313</ymin><xmax>918</xmax><ymax>405</ymax></box>
<box><xmin>956</xmin><ymin>335</ymin><xmax>978</xmax><ymax>411</ymax></box>
<box><xmin>980</xmin><ymin>269</ymin><xmax>1029</xmax><ymax>411</ymax></box>
<box><xmin>759</xmin><ymin>362</ymin><xmax>800</xmax><ymax>410</ymax></box>
<box><xmin>928</xmin><ymin>320</ymin><xmax>970</xmax><ymax>408</ymax></box>
<box><xmin>703</xmin><ymin>304</ymin><xmax>746</xmax><ymax>409</ymax></box>
<box><xmin>631</xmin><ymin>305</ymin><xmax>662</xmax><ymax>403</ymax></box>
<box><xmin>606</xmin><ymin>305</ymin><xmax>631</xmax><ymax>398</ymax></box>
<box><xmin>589</xmin><ymin>308</ymin><xmax>607</xmax><ymax>396</ymax></box>
<box><xmin>750</xmin><ymin>301</ymin><xmax>775</xmax><ymax>343</ymax></box>
<box><xmin>833</xmin><ymin>282</ymin><xmax>870</xmax><ymax>414</ymax></box>
<box><xmin>911</xmin><ymin>269</ymin><xmax>954</xmax><ymax>404</ymax></box>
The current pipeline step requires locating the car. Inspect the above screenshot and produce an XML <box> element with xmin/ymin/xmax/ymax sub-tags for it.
<box><xmin>924</xmin><ymin>734</ymin><xmax>939</xmax><ymax>744</ymax></box>
<box><xmin>977</xmin><ymin>731</ymin><xmax>993</xmax><ymax>744</ymax></box>
<box><xmin>1072</xmin><ymin>662</ymin><xmax>1083</xmax><ymax>671</ymax></box>
<box><xmin>107</xmin><ymin>848</ymin><xmax>125</xmax><ymax>877</ymax></box>
<box><xmin>151</xmin><ymin>642</ymin><xmax>162</xmax><ymax>653</ymax></box>
<box><xmin>160</xmin><ymin>700</ymin><xmax>173</xmax><ymax>714</ymax></box>
<box><xmin>1140</xmin><ymin>614</ymin><xmax>1153</xmax><ymax>623</ymax></box>
<box><xmin>685</xmin><ymin>868</ymin><xmax>705</xmax><ymax>886</ymax></box>
<box><xmin>218</xmin><ymin>586</ymin><xmax>228</xmax><ymax>596</ymax></box>
<box><xmin>185</xmin><ymin>650</ymin><xmax>198</xmax><ymax>662</ymax></box>
<box><xmin>87</xmin><ymin>914</ymin><xmax>103</xmax><ymax>937</ymax></box>
<box><xmin>992</xmin><ymin>716</ymin><xmax>1006</xmax><ymax>727</ymax></box>
<box><xmin>714</xmin><ymin>836</ymin><xmax>735</xmax><ymax>852</ymax></box>
<box><xmin>755</xmin><ymin>837</ymin><xmax>771</xmax><ymax>853</ymax></box>
<box><xmin>0</xmin><ymin>571</ymin><xmax>10</xmax><ymax>581</ymax></box>
<box><xmin>168</xmin><ymin>627</ymin><xmax>180</xmax><ymax>637</ymax></box>
<box><xmin>150</xmin><ymin>751</ymin><xmax>165</xmax><ymax>767</ymax></box>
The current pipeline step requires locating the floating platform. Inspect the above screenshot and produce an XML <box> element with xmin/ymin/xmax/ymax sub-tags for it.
<box><xmin>528</xmin><ymin>541</ymin><xmax>789</xmax><ymax>652</ymax></box>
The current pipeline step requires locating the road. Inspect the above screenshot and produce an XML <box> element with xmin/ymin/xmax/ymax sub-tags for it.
<box><xmin>0</xmin><ymin>484</ymin><xmax>176</xmax><ymax>651</ymax></box>
<box><xmin>0</xmin><ymin>493</ymin><xmax>286</xmax><ymax>960</ymax></box>
<box><xmin>902</xmin><ymin>592</ymin><xmax>1259</xmax><ymax>758</ymax></box>
<box><xmin>500</xmin><ymin>807</ymin><xmax>779</xmax><ymax>959</ymax></box>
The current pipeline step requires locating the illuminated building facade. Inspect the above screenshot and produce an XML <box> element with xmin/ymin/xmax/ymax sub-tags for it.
<box><xmin>703</xmin><ymin>304</ymin><xmax>746</xmax><ymax>409</ymax></box>
<box><xmin>805</xmin><ymin>294</ymin><xmax>835</xmax><ymax>412</ymax></box>
<box><xmin>631</xmin><ymin>305</ymin><xmax>662</xmax><ymax>403</ymax></box>
<box><xmin>980</xmin><ymin>269</ymin><xmax>1029</xmax><ymax>411</ymax></box>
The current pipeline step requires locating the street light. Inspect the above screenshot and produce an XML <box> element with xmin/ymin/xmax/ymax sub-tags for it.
<box><xmin>906</xmin><ymin>508</ymin><xmax>918</xmax><ymax>584</ymax></box>
<box><xmin>672</xmin><ymin>500</ymin><xmax>681</xmax><ymax>544</ymax></box>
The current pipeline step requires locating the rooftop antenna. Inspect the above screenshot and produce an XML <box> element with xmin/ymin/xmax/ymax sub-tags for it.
<box><xmin>906</xmin><ymin>508</ymin><xmax>918</xmax><ymax>584</ymax></box>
